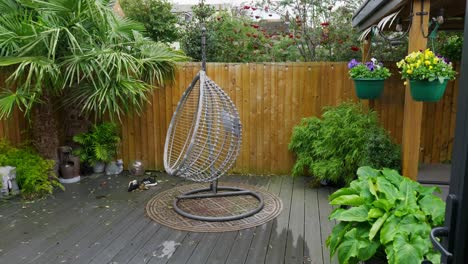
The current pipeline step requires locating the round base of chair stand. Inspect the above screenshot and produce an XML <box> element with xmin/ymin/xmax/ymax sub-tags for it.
<box><xmin>173</xmin><ymin>181</ymin><xmax>264</xmax><ymax>222</ymax></box>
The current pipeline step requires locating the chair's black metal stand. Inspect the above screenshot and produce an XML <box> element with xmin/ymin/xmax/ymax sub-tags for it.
<box><xmin>173</xmin><ymin>179</ymin><xmax>264</xmax><ymax>222</ymax></box>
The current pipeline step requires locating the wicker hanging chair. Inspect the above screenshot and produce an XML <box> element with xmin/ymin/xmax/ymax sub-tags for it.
<box><xmin>163</xmin><ymin>28</ymin><xmax>263</xmax><ymax>222</ymax></box>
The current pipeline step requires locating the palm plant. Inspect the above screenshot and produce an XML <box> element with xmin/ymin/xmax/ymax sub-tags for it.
<box><xmin>0</xmin><ymin>0</ymin><xmax>187</xmax><ymax>159</ymax></box>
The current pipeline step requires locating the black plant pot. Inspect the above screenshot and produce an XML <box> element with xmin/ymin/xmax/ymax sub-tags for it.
<box><xmin>320</xmin><ymin>179</ymin><xmax>347</xmax><ymax>188</ymax></box>
<box><xmin>364</xmin><ymin>256</ymin><xmax>388</xmax><ymax>264</ymax></box>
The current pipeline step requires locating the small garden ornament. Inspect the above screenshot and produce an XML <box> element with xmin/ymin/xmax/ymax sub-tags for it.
<box><xmin>0</xmin><ymin>166</ymin><xmax>19</xmax><ymax>196</ymax></box>
<box><xmin>348</xmin><ymin>58</ymin><xmax>391</xmax><ymax>99</ymax></box>
<box><xmin>397</xmin><ymin>49</ymin><xmax>456</xmax><ymax>102</ymax></box>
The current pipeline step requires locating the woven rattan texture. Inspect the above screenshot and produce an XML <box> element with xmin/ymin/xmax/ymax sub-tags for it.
<box><xmin>145</xmin><ymin>183</ymin><xmax>282</xmax><ymax>232</ymax></box>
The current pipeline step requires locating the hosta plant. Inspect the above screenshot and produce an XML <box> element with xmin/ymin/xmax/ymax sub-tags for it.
<box><xmin>327</xmin><ymin>166</ymin><xmax>445</xmax><ymax>264</ymax></box>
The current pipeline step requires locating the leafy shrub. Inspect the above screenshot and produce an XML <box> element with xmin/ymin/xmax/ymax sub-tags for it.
<box><xmin>327</xmin><ymin>166</ymin><xmax>445</xmax><ymax>264</ymax></box>
<box><xmin>0</xmin><ymin>141</ymin><xmax>62</xmax><ymax>199</ymax></box>
<box><xmin>73</xmin><ymin>122</ymin><xmax>120</xmax><ymax>165</ymax></box>
<box><xmin>438</xmin><ymin>34</ymin><xmax>463</xmax><ymax>62</ymax></box>
<box><xmin>288</xmin><ymin>102</ymin><xmax>400</xmax><ymax>184</ymax></box>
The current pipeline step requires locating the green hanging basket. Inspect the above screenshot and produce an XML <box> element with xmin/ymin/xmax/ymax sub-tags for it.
<box><xmin>352</xmin><ymin>78</ymin><xmax>385</xmax><ymax>99</ymax></box>
<box><xmin>409</xmin><ymin>79</ymin><xmax>448</xmax><ymax>102</ymax></box>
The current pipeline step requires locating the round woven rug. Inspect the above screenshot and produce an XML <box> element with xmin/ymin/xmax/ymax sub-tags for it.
<box><xmin>145</xmin><ymin>182</ymin><xmax>283</xmax><ymax>232</ymax></box>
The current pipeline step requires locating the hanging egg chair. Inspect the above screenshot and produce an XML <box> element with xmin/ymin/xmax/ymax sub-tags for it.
<box><xmin>163</xmin><ymin>27</ymin><xmax>263</xmax><ymax>222</ymax></box>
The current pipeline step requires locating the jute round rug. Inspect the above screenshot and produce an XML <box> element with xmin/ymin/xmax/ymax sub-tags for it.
<box><xmin>145</xmin><ymin>182</ymin><xmax>283</xmax><ymax>232</ymax></box>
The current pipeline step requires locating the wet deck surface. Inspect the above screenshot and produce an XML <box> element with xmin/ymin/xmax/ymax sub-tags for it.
<box><xmin>0</xmin><ymin>173</ymin><xmax>339</xmax><ymax>264</ymax></box>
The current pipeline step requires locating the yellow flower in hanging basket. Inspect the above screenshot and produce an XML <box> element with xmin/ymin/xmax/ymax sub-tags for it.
<box><xmin>396</xmin><ymin>49</ymin><xmax>456</xmax><ymax>83</ymax></box>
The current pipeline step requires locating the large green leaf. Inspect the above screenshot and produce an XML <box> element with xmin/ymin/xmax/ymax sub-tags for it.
<box><xmin>418</xmin><ymin>194</ymin><xmax>446</xmax><ymax>226</ymax></box>
<box><xmin>425</xmin><ymin>250</ymin><xmax>442</xmax><ymax>264</ymax></box>
<box><xmin>329</xmin><ymin>187</ymin><xmax>359</xmax><ymax>201</ymax></box>
<box><xmin>337</xmin><ymin>238</ymin><xmax>360</xmax><ymax>264</ymax></box>
<box><xmin>368</xmin><ymin>208</ymin><xmax>384</xmax><ymax>219</ymax></box>
<box><xmin>369</xmin><ymin>213</ymin><xmax>388</xmax><ymax>240</ymax></box>
<box><xmin>380</xmin><ymin>215</ymin><xmax>400</xmax><ymax>245</ymax></box>
<box><xmin>372</xmin><ymin>199</ymin><xmax>392</xmax><ymax>212</ymax></box>
<box><xmin>357</xmin><ymin>166</ymin><xmax>378</xmax><ymax>180</ymax></box>
<box><xmin>330</xmin><ymin>195</ymin><xmax>365</xmax><ymax>206</ymax></box>
<box><xmin>376</xmin><ymin>176</ymin><xmax>401</xmax><ymax>203</ymax></box>
<box><xmin>368</xmin><ymin>178</ymin><xmax>378</xmax><ymax>199</ymax></box>
<box><xmin>393</xmin><ymin>233</ymin><xmax>424</xmax><ymax>264</ymax></box>
<box><xmin>326</xmin><ymin>222</ymin><xmax>351</xmax><ymax>257</ymax></box>
<box><xmin>381</xmin><ymin>168</ymin><xmax>404</xmax><ymax>187</ymax></box>
<box><xmin>329</xmin><ymin>205</ymin><xmax>369</xmax><ymax>222</ymax></box>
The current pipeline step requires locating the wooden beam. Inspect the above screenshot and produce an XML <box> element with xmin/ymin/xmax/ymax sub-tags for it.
<box><xmin>361</xmin><ymin>36</ymin><xmax>375</xmax><ymax>109</ymax></box>
<box><xmin>402</xmin><ymin>0</ymin><xmax>431</xmax><ymax>180</ymax></box>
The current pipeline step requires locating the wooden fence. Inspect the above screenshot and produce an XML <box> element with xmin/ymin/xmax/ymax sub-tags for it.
<box><xmin>119</xmin><ymin>62</ymin><xmax>459</xmax><ymax>174</ymax></box>
<box><xmin>0</xmin><ymin>62</ymin><xmax>459</xmax><ymax>174</ymax></box>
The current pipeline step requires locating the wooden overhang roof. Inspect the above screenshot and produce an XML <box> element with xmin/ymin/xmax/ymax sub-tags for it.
<box><xmin>352</xmin><ymin>0</ymin><xmax>465</xmax><ymax>32</ymax></box>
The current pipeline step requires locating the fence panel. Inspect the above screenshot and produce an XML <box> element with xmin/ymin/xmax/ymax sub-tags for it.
<box><xmin>0</xmin><ymin>62</ymin><xmax>458</xmax><ymax>174</ymax></box>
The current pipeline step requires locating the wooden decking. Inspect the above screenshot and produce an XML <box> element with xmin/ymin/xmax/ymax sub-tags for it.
<box><xmin>0</xmin><ymin>173</ymin><xmax>339</xmax><ymax>264</ymax></box>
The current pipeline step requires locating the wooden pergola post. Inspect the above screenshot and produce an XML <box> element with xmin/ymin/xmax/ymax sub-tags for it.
<box><xmin>361</xmin><ymin>36</ymin><xmax>375</xmax><ymax>109</ymax></box>
<box><xmin>402</xmin><ymin>0</ymin><xmax>431</xmax><ymax>180</ymax></box>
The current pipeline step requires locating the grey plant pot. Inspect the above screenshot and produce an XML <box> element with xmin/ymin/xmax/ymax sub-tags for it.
<box><xmin>93</xmin><ymin>162</ymin><xmax>106</xmax><ymax>174</ymax></box>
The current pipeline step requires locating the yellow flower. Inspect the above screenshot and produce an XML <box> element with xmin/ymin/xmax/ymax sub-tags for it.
<box><xmin>404</xmin><ymin>81</ymin><xmax>408</xmax><ymax>85</ymax></box>
<box><xmin>433</xmin><ymin>57</ymin><xmax>439</xmax><ymax>63</ymax></box>
<box><xmin>424</xmin><ymin>49</ymin><xmax>433</xmax><ymax>56</ymax></box>
<box><xmin>425</xmin><ymin>60</ymin><xmax>431</xmax><ymax>65</ymax></box>
<box><xmin>429</xmin><ymin>66</ymin><xmax>433</xmax><ymax>70</ymax></box>
<box><xmin>406</xmin><ymin>69</ymin><xmax>413</xmax><ymax>74</ymax></box>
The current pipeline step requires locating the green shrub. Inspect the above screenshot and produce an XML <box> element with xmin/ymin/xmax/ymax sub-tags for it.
<box><xmin>288</xmin><ymin>102</ymin><xmax>400</xmax><ymax>184</ymax></box>
<box><xmin>327</xmin><ymin>166</ymin><xmax>445</xmax><ymax>264</ymax></box>
<box><xmin>73</xmin><ymin>122</ymin><xmax>120</xmax><ymax>165</ymax></box>
<box><xmin>0</xmin><ymin>141</ymin><xmax>63</xmax><ymax>199</ymax></box>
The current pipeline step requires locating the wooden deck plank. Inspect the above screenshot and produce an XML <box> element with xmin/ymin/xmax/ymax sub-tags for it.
<box><xmin>224</xmin><ymin>176</ymin><xmax>268</xmax><ymax>264</ymax></box>
<box><xmin>165</xmin><ymin>232</ymin><xmax>205</xmax><ymax>264</ymax></box>
<box><xmin>244</xmin><ymin>176</ymin><xmax>283</xmax><ymax>264</ymax></box>
<box><xmin>285</xmin><ymin>177</ymin><xmax>306</xmax><ymax>264</ymax></box>
<box><xmin>265</xmin><ymin>176</ymin><xmax>294</xmax><ymax>264</ymax></box>
<box><xmin>318</xmin><ymin>187</ymin><xmax>338</xmax><ymax>264</ymax></box>
<box><xmin>304</xmin><ymin>184</ymin><xmax>323</xmax><ymax>264</ymax></box>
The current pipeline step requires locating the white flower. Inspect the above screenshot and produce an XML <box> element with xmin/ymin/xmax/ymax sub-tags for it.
<box><xmin>371</xmin><ymin>58</ymin><xmax>377</xmax><ymax>64</ymax></box>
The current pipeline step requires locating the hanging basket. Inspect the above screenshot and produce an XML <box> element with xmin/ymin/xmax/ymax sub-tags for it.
<box><xmin>352</xmin><ymin>78</ymin><xmax>385</xmax><ymax>99</ymax></box>
<box><xmin>409</xmin><ymin>79</ymin><xmax>448</xmax><ymax>102</ymax></box>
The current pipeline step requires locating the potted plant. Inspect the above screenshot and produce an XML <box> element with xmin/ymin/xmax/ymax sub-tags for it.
<box><xmin>348</xmin><ymin>58</ymin><xmax>391</xmax><ymax>99</ymax></box>
<box><xmin>326</xmin><ymin>166</ymin><xmax>445</xmax><ymax>264</ymax></box>
<box><xmin>73</xmin><ymin>122</ymin><xmax>120</xmax><ymax>174</ymax></box>
<box><xmin>396</xmin><ymin>49</ymin><xmax>456</xmax><ymax>102</ymax></box>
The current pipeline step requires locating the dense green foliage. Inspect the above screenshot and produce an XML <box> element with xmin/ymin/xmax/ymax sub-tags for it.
<box><xmin>120</xmin><ymin>0</ymin><xmax>179</xmax><ymax>43</ymax></box>
<box><xmin>0</xmin><ymin>0</ymin><xmax>187</xmax><ymax>120</ymax></box>
<box><xmin>327</xmin><ymin>167</ymin><xmax>445</xmax><ymax>264</ymax></box>
<box><xmin>438</xmin><ymin>34</ymin><xmax>463</xmax><ymax>62</ymax></box>
<box><xmin>348</xmin><ymin>58</ymin><xmax>391</xmax><ymax>79</ymax></box>
<box><xmin>180</xmin><ymin>10</ymin><xmax>300</xmax><ymax>62</ymax></box>
<box><xmin>73</xmin><ymin>122</ymin><xmax>120</xmax><ymax>165</ymax></box>
<box><xmin>0</xmin><ymin>141</ymin><xmax>62</xmax><ymax>199</ymax></box>
<box><xmin>288</xmin><ymin>102</ymin><xmax>400</xmax><ymax>184</ymax></box>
